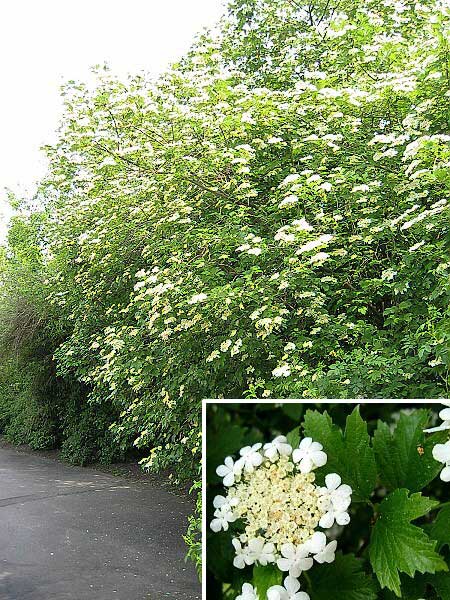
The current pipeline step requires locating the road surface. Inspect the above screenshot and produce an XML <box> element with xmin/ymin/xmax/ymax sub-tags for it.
<box><xmin>0</xmin><ymin>444</ymin><xmax>201</xmax><ymax>600</ymax></box>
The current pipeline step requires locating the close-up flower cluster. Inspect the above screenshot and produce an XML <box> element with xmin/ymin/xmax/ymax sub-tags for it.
<box><xmin>211</xmin><ymin>434</ymin><xmax>352</xmax><ymax>599</ymax></box>
<box><xmin>207</xmin><ymin>403</ymin><xmax>450</xmax><ymax>599</ymax></box>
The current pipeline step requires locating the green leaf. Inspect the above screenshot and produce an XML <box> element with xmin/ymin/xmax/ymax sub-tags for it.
<box><xmin>302</xmin><ymin>406</ymin><xmax>377</xmax><ymax>502</ymax></box>
<box><xmin>308</xmin><ymin>552</ymin><xmax>377</xmax><ymax>600</ymax></box>
<box><xmin>369</xmin><ymin>489</ymin><xmax>447</xmax><ymax>597</ymax></box>
<box><xmin>286</xmin><ymin>426</ymin><xmax>300</xmax><ymax>449</ymax></box>
<box><xmin>430</xmin><ymin>505</ymin><xmax>450</xmax><ymax>550</ymax></box>
<box><xmin>373</xmin><ymin>409</ymin><xmax>448</xmax><ymax>492</ymax></box>
<box><xmin>252</xmin><ymin>564</ymin><xmax>282</xmax><ymax>597</ymax></box>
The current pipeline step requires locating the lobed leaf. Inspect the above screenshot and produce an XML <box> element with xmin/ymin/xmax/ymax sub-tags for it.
<box><xmin>373</xmin><ymin>409</ymin><xmax>448</xmax><ymax>492</ymax></box>
<box><xmin>303</xmin><ymin>406</ymin><xmax>377</xmax><ymax>502</ymax></box>
<box><xmin>369</xmin><ymin>489</ymin><xmax>447</xmax><ymax>597</ymax></box>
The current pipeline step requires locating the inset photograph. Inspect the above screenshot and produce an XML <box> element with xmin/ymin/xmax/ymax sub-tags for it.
<box><xmin>205</xmin><ymin>401</ymin><xmax>450</xmax><ymax>599</ymax></box>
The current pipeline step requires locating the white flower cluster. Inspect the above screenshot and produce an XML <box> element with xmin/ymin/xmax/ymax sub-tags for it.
<box><xmin>211</xmin><ymin>435</ymin><xmax>353</xmax><ymax>600</ymax></box>
<box><xmin>425</xmin><ymin>403</ymin><xmax>450</xmax><ymax>482</ymax></box>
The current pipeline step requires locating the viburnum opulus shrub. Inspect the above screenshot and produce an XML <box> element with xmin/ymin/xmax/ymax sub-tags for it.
<box><xmin>206</xmin><ymin>403</ymin><xmax>450</xmax><ymax>599</ymax></box>
<box><xmin>0</xmin><ymin>0</ymin><xmax>450</xmax><ymax>571</ymax></box>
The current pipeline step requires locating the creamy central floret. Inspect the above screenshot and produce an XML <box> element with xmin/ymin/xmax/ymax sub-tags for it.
<box><xmin>229</xmin><ymin>455</ymin><xmax>329</xmax><ymax>548</ymax></box>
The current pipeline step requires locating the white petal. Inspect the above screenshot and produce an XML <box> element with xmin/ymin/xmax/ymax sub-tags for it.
<box><xmin>305</xmin><ymin>532</ymin><xmax>326</xmax><ymax>554</ymax></box>
<box><xmin>441</xmin><ymin>465</ymin><xmax>450</xmax><ymax>482</ymax></box>
<box><xmin>424</xmin><ymin>424</ymin><xmax>450</xmax><ymax>433</ymax></box>
<box><xmin>324</xmin><ymin>541</ymin><xmax>337</xmax><ymax>562</ymax></box>
<box><xmin>280</xmin><ymin>443</ymin><xmax>293</xmax><ymax>456</ymax></box>
<box><xmin>312</xmin><ymin>450</ymin><xmax>327</xmax><ymax>467</ymax></box>
<box><xmin>249</xmin><ymin>537</ymin><xmax>264</xmax><ymax>553</ymax></box>
<box><xmin>295</xmin><ymin>593</ymin><xmax>310</xmax><ymax>600</ymax></box>
<box><xmin>336</xmin><ymin>511</ymin><xmax>350</xmax><ymax>525</ymax></box>
<box><xmin>244</xmin><ymin>553</ymin><xmax>256</xmax><ymax>566</ymax></box>
<box><xmin>288</xmin><ymin>563</ymin><xmax>303</xmax><ymax>578</ymax></box>
<box><xmin>280</xmin><ymin>543</ymin><xmax>296</xmax><ymax>559</ymax></box>
<box><xmin>277</xmin><ymin>558</ymin><xmax>292</xmax><ymax>572</ymax></box>
<box><xmin>439</xmin><ymin>408</ymin><xmax>450</xmax><ymax>421</ymax></box>
<box><xmin>433</xmin><ymin>442</ymin><xmax>450</xmax><ymax>464</ymax></box>
<box><xmin>264</xmin><ymin>445</ymin><xmax>277</xmax><ymax>459</ymax></box>
<box><xmin>232</xmin><ymin>538</ymin><xmax>241</xmax><ymax>552</ymax></box>
<box><xmin>224</xmin><ymin>456</ymin><xmax>234</xmax><ymax>468</ymax></box>
<box><xmin>251</xmin><ymin>452</ymin><xmax>263</xmax><ymax>467</ymax></box>
<box><xmin>319</xmin><ymin>511</ymin><xmax>335</xmax><ymax>528</ymax></box>
<box><xmin>285</xmin><ymin>576</ymin><xmax>300</xmax><ymax>594</ymax></box>
<box><xmin>240</xmin><ymin>446</ymin><xmax>251</xmax><ymax>456</ymax></box>
<box><xmin>275</xmin><ymin>435</ymin><xmax>288</xmax><ymax>443</ymax></box>
<box><xmin>300</xmin><ymin>456</ymin><xmax>313</xmax><ymax>473</ymax></box>
<box><xmin>292</xmin><ymin>448</ymin><xmax>303</xmax><ymax>463</ymax></box>
<box><xmin>233</xmin><ymin>555</ymin><xmax>246</xmax><ymax>569</ymax></box>
<box><xmin>309</xmin><ymin>441</ymin><xmax>323</xmax><ymax>453</ymax></box>
<box><xmin>252</xmin><ymin>442</ymin><xmax>262</xmax><ymax>451</ymax></box>
<box><xmin>325</xmin><ymin>473</ymin><xmax>341</xmax><ymax>490</ymax></box>
<box><xmin>234</xmin><ymin>457</ymin><xmax>244</xmax><ymax>472</ymax></box>
<box><xmin>216</xmin><ymin>464</ymin><xmax>229</xmax><ymax>477</ymax></box>
<box><xmin>337</xmin><ymin>484</ymin><xmax>352</xmax><ymax>496</ymax></box>
<box><xmin>210</xmin><ymin>519</ymin><xmax>222</xmax><ymax>532</ymax></box>
<box><xmin>298</xmin><ymin>557</ymin><xmax>313</xmax><ymax>572</ymax></box>
<box><xmin>267</xmin><ymin>586</ymin><xmax>286</xmax><ymax>600</ymax></box>
<box><xmin>223</xmin><ymin>472</ymin><xmax>235</xmax><ymax>487</ymax></box>
<box><xmin>299</xmin><ymin>437</ymin><xmax>313</xmax><ymax>450</ymax></box>
<box><xmin>213</xmin><ymin>495</ymin><xmax>226</xmax><ymax>509</ymax></box>
<box><xmin>332</xmin><ymin>493</ymin><xmax>351</xmax><ymax>512</ymax></box>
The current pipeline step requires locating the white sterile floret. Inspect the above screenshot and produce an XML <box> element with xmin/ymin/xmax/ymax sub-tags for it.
<box><xmin>292</xmin><ymin>438</ymin><xmax>328</xmax><ymax>473</ymax></box>
<box><xmin>247</xmin><ymin>537</ymin><xmax>276</xmax><ymax>565</ymax></box>
<box><xmin>277</xmin><ymin>542</ymin><xmax>313</xmax><ymax>577</ymax></box>
<box><xmin>210</xmin><ymin>495</ymin><xmax>239</xmax><ymax>532</ymax></box>
<box><xmin>236</xmin><ymin>582</ymin><xmax>259</xmax><ymax>600</ymax></box>
<box><xmin>232</xmin><ymin>538</ymin><xmax>254</xmax><ymax>569</ymax></box>
<box><xmin>216</xmin><ymin>456</ymin><xmax>243</xmax><ymax>486</ymax></box>
<box><xmin>267</xmin><ymin>576</ymin><xmax>310</xmax><ymax>600</ymax></box>
<box><xmin>239</xmin><ymin>443</ymin><xmax>264</xmax><ymax>473</ymax></box>
<box><xmin>263</xmin><ymin>436</ymin><xmax>293</xmax><ymax>461</ymax></box>
<box><xmin>304</xmin><ymin>531</ymin><xmax>327</xmax><ymax>555</ymax></box>
<box><xmin>318</xmin><ymin>473</ymin><xmax>352</xmax><ymax>528</ymax></box>
<box><xmin>313</xmin><ymin>539</ymin><xmax>337</xmax><ymax>564</ymax></box>
<box><xmin>304</xmin><ymin>531</ymin><xmax>336</xmax><ymax>563</ymax></box>
<box><xmin>432</xmin><ymin>441</ymin><xmax>450</xmax><ymax>482</ymax></box>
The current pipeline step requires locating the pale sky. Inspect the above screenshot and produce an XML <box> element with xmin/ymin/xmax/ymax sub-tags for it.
<box><xmin>0</xmin><ymin>0</ymin><xmax>226</xmax><ymax>241</ymax></box>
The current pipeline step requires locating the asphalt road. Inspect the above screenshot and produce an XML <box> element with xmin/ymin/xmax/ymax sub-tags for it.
<box><xmin>0</xmin><ymin>445</ymin><xmax>201</xmax><ymax>600</ymax></box>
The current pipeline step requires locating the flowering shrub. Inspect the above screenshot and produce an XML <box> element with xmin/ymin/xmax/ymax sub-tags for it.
<box><xmin>0</xmin><ymin>0</ymin><xmax>450</xmax><ymax>572</ymax></box>
<box><xmin>206</xmin><ymin>403</ymin><xmax>450</xmax><ymax>598</ymax></box>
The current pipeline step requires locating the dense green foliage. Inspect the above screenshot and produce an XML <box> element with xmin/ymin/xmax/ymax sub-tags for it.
<box><xmin>206</xmin><ymin>403</ymin><xmax>450</xmax><ymax>598</ymax></box>
<box><xmin>0</xmin><ymin>0</ymin><xmax>450</xmax><ymax>571</ymax></box>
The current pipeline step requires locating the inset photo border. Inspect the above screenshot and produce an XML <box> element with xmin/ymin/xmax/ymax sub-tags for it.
<box><xmin>202</xmin><ymin>400</ymin><xmax>450</xmax><ymax>600</ymax></box>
